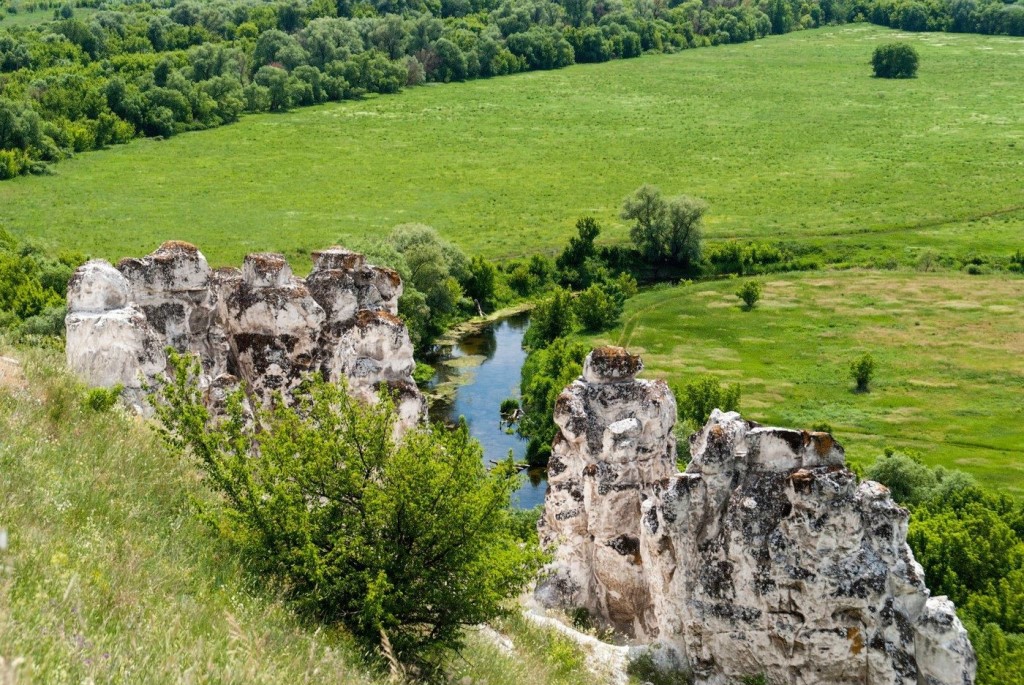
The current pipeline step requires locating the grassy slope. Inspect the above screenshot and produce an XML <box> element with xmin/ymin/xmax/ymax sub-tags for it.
<box><xmin>1</xmin><ymin>25</ymin><xmax>1022</xmax><ymax>268</ymax></box>
<box><xmin>0</xmin><ymin>348</ymin><xmax>597</xmax><ymax>685</ymax></box>
<box><xmin>585</xmin><ymin>270</ymin><xmax>1024</xmax><ymax>497</ymax></box>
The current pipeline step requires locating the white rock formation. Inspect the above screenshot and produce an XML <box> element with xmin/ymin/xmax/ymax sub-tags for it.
<box><xmin>65</xmin><ymin>242</ymin><xmax>424</xmax><ymax>429</ymax></box>
<box><xmin>537</xmin><ymin>347</ymin><xmax>976</xmax><ymax>685</ymax></box>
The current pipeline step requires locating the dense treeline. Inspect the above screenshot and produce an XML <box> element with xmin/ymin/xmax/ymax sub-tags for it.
<box><xmin>867</xmin><ymin>450</ymin><xmax>1024</xmax><ymax>683</ymax></box>
<box><xmin>4</xmin><ymin>0</ymin><xmax>1021</xmax><ymax>178</ymax></box>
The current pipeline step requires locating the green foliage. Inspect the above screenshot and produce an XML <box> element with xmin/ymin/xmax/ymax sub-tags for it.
<box><xmin>465</xmin><ymin>254</ymin><xmax>498</xmax><ymax>310</ymax></box>
<box><xmin>673</xmin><ymin>374</ymin><xmax>741</xmax><ymax>429</ymax></box>
<box><xmin>735</xmin><ymin>280</ymin><xmax>762</xmax><ymax>310</ymax></box>
<box><xmin>361</xmin><ymin>223</ymin><xmax>480</xmax><ymax>351</ymax></box>
<box><xmin>153</xmin><ymin>352</ymin><xmax>543</xmax><ymax>672</ymax></box>
<box><xmin>0</xmin><ymin>229</ymin><xmax>82</xmax><ymax>337</ymax></box>
<box><xmin>556</xmin><ymin>216</ymin><xmax>603</xmax><ymax>290</ymax></box>
<box><xmin>518</xmin><ymin>337</ymin><xmax>589</xmax><ymax>465</ymax></box>
<box><xmin>0</xmin><ymin>348</ymin><xmax>390</xmax><ymax>685</ymax></box>
<box><xmin>499</xmin><ymin>396</ymin><xmax>520</xmax><ymax>421</ymax></box>
<box><xmin>84</xmin><ymin>383</ymin><xmax>122</xmax><ymax>413</ymax></box>
<box><xmin>412</xmin><ymin>361</ymin><xmax>435</xmax><ymax>385</ymax></box>
<box><xmin>872</xmin><ymin>41</ymin><xmax>919</xmax><ymax>78</ymax></box>
<box><xmin>850</xmin><ymin>352</ymin><xmax>875</xmax><ymax>392</ymax></box>
<box><xmin>523</xmin><ymin>287</ymin><xmax>575</xmax><ymax>349</ymax></box>
<box><xmin>574</xmin><ymin>282</ymin><xmax>624</xmax><ymax>332</ymax></box>
<box><xmin>621</xmin><ymin>184</ymin><xmax>706</xmax><ymax>271</ymax></box>
<box><xmin>866</xmin><ymin>449</ymin><xmax>940</xmax><ymax>505</ymax></box>
<box><xmin>866</xmin><ymin>451</ymin><xmax>1024</xmax><ymax>683</ymax></box>
<box><xmin>626</xmin><ymin>651</ymin><xmax>693</xmax><ymax>685</ymax></box>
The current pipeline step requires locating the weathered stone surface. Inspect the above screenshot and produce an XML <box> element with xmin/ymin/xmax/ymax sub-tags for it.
<box><xmin>537</xmin><ymin>346</ymin><xmax>678</xmax><ymax>638</ymax></box>
<box><xmin>65</xmin><ymin>242</ymin><xmax>424</xmax><ymax>430</ymax></box>
<box><xmin>538</xmin><ymin>348</ymin><xmax>976</xmax><ymax>685</ymax></box>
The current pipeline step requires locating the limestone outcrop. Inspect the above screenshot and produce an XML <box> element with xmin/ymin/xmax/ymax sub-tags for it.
<box><xmin>537</xmin><ymin>347</ymin><xmax>976</xmax><ymax>685</ymax></box>
<box><xmin>65</xmin><ymin>242</ymin><xmax>423</xmax><ymax>429</ymax></box>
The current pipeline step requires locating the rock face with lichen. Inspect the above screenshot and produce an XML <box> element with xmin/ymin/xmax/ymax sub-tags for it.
<box><xmin>537</xmin><ymin>347</ymin><xmax>976</xmax><ymax>685</ymax></box>
<box><xmin>65</xmin><ymin>242</ymin><xmax>423</xmax><ymax>429</ymax></box>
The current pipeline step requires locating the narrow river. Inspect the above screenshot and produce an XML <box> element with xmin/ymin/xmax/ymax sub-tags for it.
<box><xmin>426</xmin><ymin>312</ymin><xmax>547</xmax><ymax>510</ymax></box>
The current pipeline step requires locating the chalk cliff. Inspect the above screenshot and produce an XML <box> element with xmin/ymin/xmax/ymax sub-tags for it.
<box><xmin>65</xmin><ymin>242</ymin><xmax>423</xmax><ymax>429</ymax></box>
<box><xmin>537</xmin><ymin>346</ymin><xmax>975</xmax><ymax>685</ymax></box>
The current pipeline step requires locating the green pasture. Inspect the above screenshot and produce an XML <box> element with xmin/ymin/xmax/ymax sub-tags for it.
<box><xmin>1</xmin><ymin>25</ymin><xmax>1022</xmax><ymax>269</ymax></box>
<box><xmin>586</xmin><ymin>269</ymin><xmax>1024</xmax><ymax>496</ymax></box>
<box><xmin>0</xmin><ymin>5</ymin><xmax>95</xmax><ymax>27</ymax></box>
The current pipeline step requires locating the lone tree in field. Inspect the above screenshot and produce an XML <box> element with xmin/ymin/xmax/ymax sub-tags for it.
<box><xmin>850</xmin><ymin>352</ymin><xmax>876</xmax><ymax>393</ymax></box>
<box><xmin>621</xmin><ymin>184</ymin><xmax>706</xmax><ymax>271</ymax></box>
<box><xmin>872</xmin><ymin>42</ymin><xmax>919</xmax><ymax>79</ymax></box>
<box><xmin>736</xmin><ymin>280</ymin><xmax>762</xmax><ymax>311</ymax></box>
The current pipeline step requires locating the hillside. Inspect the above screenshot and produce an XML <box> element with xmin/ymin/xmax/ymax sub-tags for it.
<box><xmin>1</xmin><ymin>25</ymin><xmax>1022</xmax><ymax>268</ymax></box>
<box><xmin>0</xmin><ymin>346</ymin><xmax>601</xmax><ymax>685</ymax></box>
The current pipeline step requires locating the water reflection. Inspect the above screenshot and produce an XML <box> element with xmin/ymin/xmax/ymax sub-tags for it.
<box><xmin>427</xmin><ymin>312</ymin><xmax>547</xmax><ymax>510</ymax></box>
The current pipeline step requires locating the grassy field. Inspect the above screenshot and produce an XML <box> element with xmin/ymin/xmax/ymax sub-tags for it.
<box><xmin>0</xmin><ymin>347</ymin><xmax>600</xmax><ymax>685</ymax></box>
<box><xmin>0</xmin><ymin>4</ymin><xmax>96</xmax><ymax>27</ymax></box>
<box><xmin>584</xmin><ymin>269</ymin><xmax>1024</xmax><ymax>497</ymax></box>
<box><xmin>1</xmin><ymin>25</ymin><xmax>1021</xmax><ymax>269</ymax></box>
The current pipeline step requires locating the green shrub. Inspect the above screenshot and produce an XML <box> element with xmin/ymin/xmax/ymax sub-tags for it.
<box><xmin>866</xmin><ymin>449</ymin><xmax>938</xmax><ymax>505</ymax></box>
<box><xmin>574</xmin><ymin>283</ymin><xmax>624</xmax><ymax>332</ymax></box>
<box><xmin>850</xmin><ymin>352</ymin><xmax>875</xmax><ymax>392</ymax></box>
<box><xmin>518</xmin><ymin>337</ymin><xmax>589</xmax><ymax>465</ymax></box>
<box><xmin>153</xmin><ymin>352</ymin><xmax>543</xmax><ymax>673</ymax></box>
<box><xmin>735</xmin><ymin>280</ymin><xmax>762</xmax><ymax>310</ymax></box>
<box><xmin>872</xmin><ymin>42</ymin><xmax>919</xmax><ymax>78</ymax></box>
<box><xmin>500</xmin><ymin>397</ymin><xmax>521</xmax><ymax>422</ymax></box>
<box><xmin>626</xmin><ymin>651</ymin><xmax>693</xmax><ymax>685</ymax></box>
<box><xmin>523</xmin><ymin>288</ymin><xmax>576</xmax><ymax>349</ymax></box>
<box><xmin>84</xmin><ymin>383</ymin><xmax>124</xmax><ymax>412</ymax></box>
<box><xmin>673</xmin><ymin>374</ymin><xmax>741</xmax><ymax>428</ymax></box>
<box><xmin>412</xmin><ymin>361</ymin><xmax>435</xmax><ymax>385</ymax></box>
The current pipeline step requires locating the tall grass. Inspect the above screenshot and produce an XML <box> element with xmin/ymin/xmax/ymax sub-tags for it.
<box><xmin>0</xmin><ymin>345</ymin><xmax>599</xmax><ymax>684</ymax></box>
<box><xmin>0</xmin><ymin>345</ymin><xmax>387</xmax><ymax>683</ymax></box>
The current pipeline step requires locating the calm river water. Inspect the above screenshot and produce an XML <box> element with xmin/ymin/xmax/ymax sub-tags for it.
<box><xmin>427</xmin><ymin>312</ymin><xmax>547</xmax><ymax>510</ymax></box>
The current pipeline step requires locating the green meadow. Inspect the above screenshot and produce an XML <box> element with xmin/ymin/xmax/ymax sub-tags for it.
<box><xmin>585</xmin><ymin>270</ymin><xmax>1024</xmax><ymax>496</ymax></box>
<box><xmin>1</xmin><ymin>24</ymin><xmax>1022</xmax><ymax>269</ymax></box>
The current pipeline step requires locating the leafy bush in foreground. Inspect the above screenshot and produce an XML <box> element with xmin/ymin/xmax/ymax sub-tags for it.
<box><xmin>153</xmin><ymin>352</ymin><xmax>543</xmax><ymax>673</ymax></box>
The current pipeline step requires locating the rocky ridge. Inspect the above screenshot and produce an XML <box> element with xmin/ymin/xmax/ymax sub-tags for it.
<box><xmin>65</xmin><ymin>242</ymin><xmax>423</xmax><ymax>429</ymax></box>
<box><xmin>537</xmin><ymin>346</ymin><xmax>976</xmax><ymax>685</ymax></box>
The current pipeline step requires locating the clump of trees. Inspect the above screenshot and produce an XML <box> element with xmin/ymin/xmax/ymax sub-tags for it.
<box><xmin>153</xmin><ymin>352</ymin><xmax>544</xmax><ymax>674</ymax></box>
<box><xmin>0</xmin><ymin>228</ymin><xmax>83</xmax><ymax>337</ymax></box>
<box><xmin>359</xmin><ymin>223</ymin><xmax>508</xmax><ymax>351</ymax></box>
<box><xmin>621</xmin><ymin>184</ymin><xmax>706</xmax><ymax>274</ymax></box>
<box><xmin>674</xmin><ymin>374</ymin><xmax>741</xmax><ymax>429</ymax></box>
<box><xmin>867</xmin><ymin>450</ymin><xmax>1024</xmax><ymax>683</ymax></box>
<box><xmin>872</xmin><ymin>41</ymin><xmax>919</xmax><ymax>78</ymax></box>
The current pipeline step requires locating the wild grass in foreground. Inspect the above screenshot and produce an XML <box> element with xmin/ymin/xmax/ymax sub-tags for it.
<box><xmin>1</xmin><ymin>26</ymin><xmax>1021</xmax><ymax>268</ymax></box>
<box><xmin>0</xmin><ymin>347</ymin><xmax>596</xmax><ymax>684</ymax></box>
<box><xmin>0</xmin><ymin>346</ymin><xmax>387</xmax><ymax>684</ymax></box>
<box><xmin>587</xmin><ymin>269</ymin><xmax>1024</xmax><ymax>497</ymax></box>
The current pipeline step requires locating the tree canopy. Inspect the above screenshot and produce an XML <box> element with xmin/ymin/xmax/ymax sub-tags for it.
<box><xmin>153</xmin><ymin>352</ymin><xmax>544</xmax><ymax>672</ymax></box>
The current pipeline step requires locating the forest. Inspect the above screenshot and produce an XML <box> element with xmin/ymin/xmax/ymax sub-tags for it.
<box><xmin>2</xmin><ymin>0</ymin><xmax>1024</xmax><ymax>178</ymax></box>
